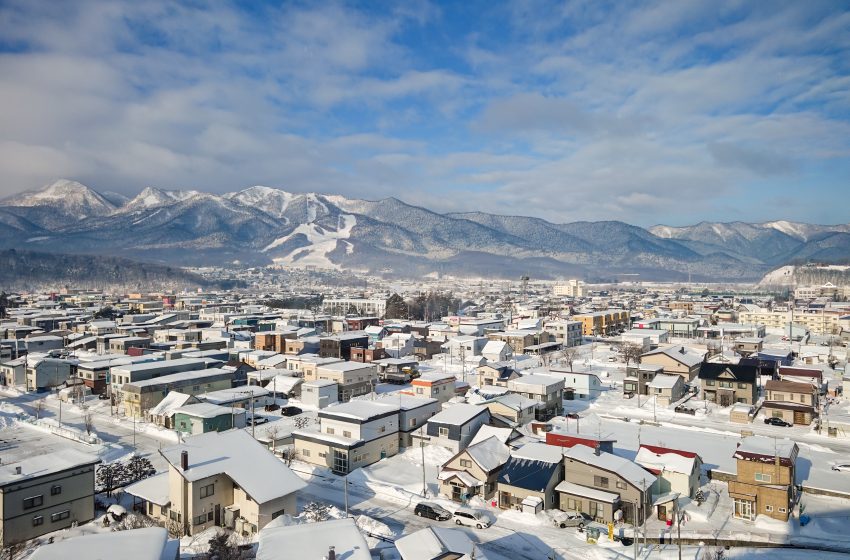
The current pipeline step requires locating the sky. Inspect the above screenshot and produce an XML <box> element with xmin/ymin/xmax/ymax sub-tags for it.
<box><xmin>0</xmin><ymin>0</ymin><xmax>848</xmax><ymax>227</ymax></box>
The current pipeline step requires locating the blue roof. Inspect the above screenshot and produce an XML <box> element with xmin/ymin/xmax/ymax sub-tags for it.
<box><xmin>497</xmin><ymin>458</ymin><xmax>560</xmax><ymax>492</ymax></box>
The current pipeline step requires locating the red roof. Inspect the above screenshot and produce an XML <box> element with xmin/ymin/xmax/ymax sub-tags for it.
<box><xmin>639</xmin><ymin>444</ymin><xmax>699</xmax><ymax>459</ymax></box>
<box><xmin>779</xmin><ymin>367</ymin><xmax>822</xmax><ymax>379</ymax></box>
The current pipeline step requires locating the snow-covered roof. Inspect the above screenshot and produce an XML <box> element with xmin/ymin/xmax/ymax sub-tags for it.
<box><xmin>0</xmin><ymin>449</ymin><xmax>100</xmax><ymax>487</ymax></box>
<box><xmin>438</xmin><ymin>470</ymin><xmax>483</xmax><ymax>487</ymax></box>
<box><xmin>508</xmin><ymin>373</ymin><xmax>565</xmax><ymax>390</ymax></box>
<box><xmin>565</xmin><ymin>445</ymin><xmax>656</xmax><ymax>489</ymax></box>
<box><xmin>125</xmin><ymin>472</ymin><xmax>171</xmax><ymax>506</ymax></box>
<box><xmin>635</xmin><ymin>446</ymin><xmax>697</xmax><ymax>475</ymax></box>
<box><xmin>198</xmin><ymin>384</ymin><xmax>270</xmax><ymax>404</ymax></box>
<box><xmin>734</xmin><ymin>436</ymin><xmax>798</xmax><ymax>464</ymax></box>
<box><xmin>148</xmin><ymin>391</ymin><xmax>194</xmax><ymax>417</ymax></box>
<box><xmin>469</xmin><ymin>425</ymin><xmax>517</xmax><ymax>447</ymax></box>
<box><xmin>511</xmin><ymin>442</ymin><xmax>563</xmax><ymax>464</ymax></box>
<box><xmin>647</xmin><ymin>373</ymin><xmax>682</xmax><ymax>390</ymax></box>
<box><xmin>257</xmin><ymin>517</ymin><xmax>371</xmax><ymax>560</ymax></box>
<box><xmin>642</xmin><ymin>345</ymin><xmax>704</xmax><ymax>367</ymax></box>
<box><xmin>29</xmin><ymin>527</ymin><xmax>173</xmax><ymax>560</ymax></box>
<box><xmin>428</xmin><ymin>403</ymin><xmax>488</xmax><ymax>426</ymax></box>
<box><xmin>320</xmin><ymin>400</ymin><xmax>399</xmax><ymax>421</ymax></box>
<box><xmin>555</xmin><ymin>481</ymin><xmax>619</xmax><ymax>503</ymax></box>
<box><xmin>465</xmin><ymin>436</ymin><xmax>511</xmax><ymax>472</ymax></box>
<box><xmin>482</xmin><ymin>340</ymin><xmax>510</xmax><ymax>354</ymax></box>
<box><xmin>174</xmin><ymin>402</ymin><xmax>236</xmax><ymax>419</ymax></box>
<box><xmin>161</xmin><ymin>430</ymin><xmax>306</xmax><ymax>504</ymax></box>
<box><xmin>396</xmin><ymin>527</ymin><xmax>485</xmax><ymax>560</ymax></box>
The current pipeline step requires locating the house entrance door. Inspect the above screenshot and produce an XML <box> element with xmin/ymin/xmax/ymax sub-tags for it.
<box><xmin>793</xmin><ymin>411</ymin><xmax>805</xmax><ymax>425</ymax></box>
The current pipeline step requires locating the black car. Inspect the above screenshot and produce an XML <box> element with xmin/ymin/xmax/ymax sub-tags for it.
<box><xmin>281</xmin><ymin>406</ymin><xmax>303</xmax><ymax>417</ymax></box>
<box><xmin>414</xmin><ymin>502</ymin><xmax>452</xmax><ymax>521</ymax></box>
<box><xmin>764</xmin><ymin>417</ymin><xmax>792</xmax><ymax>427</ymax></box>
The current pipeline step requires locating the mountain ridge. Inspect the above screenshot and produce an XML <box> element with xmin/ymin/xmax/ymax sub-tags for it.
<box><xmin>1</xmin><ymin>179</ymin><xmax>848</xmax><ymax>281</ymax></box>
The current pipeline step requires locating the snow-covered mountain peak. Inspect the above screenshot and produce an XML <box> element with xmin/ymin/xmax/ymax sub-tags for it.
<box><xmin>122</xmin><ymin>187</ymin><xmax>200</xmax><ymax>212</ymax></box>
<box><xmin>4</xmin><ymin>179</ymin><xmax>116</xmax><ymax>218</ymax></box>
<box><xmin>225</xmin><ymin>186</ymin><xmax>296</xmax><ymax>219</ymax></box>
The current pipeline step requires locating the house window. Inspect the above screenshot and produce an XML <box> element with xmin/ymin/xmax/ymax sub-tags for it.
<box><xmin>754</xmin><ymin>473</ymin><xmax>772</xmax><ymax>483</ymax></box>
<box><xmin>50</xmin><ymin>510</ymin><xmax>70</xmax><ymax>523</ymax></box>
<box><xmin>439</xmin><ymin>427</ymin><xmax>449</xmax><ymax>437</ymax></box>
<box><xmin>24</xmin><ymin>495</ymin><xmax>43</xmax><ymax>509</ymax></box>
<box><xmin>32</xmin><ymin>516</ymin><xmax>44</xmax><ymax>526</ymax></box>
<box><xmin>409</xmin><ymin>419</ymin><xmax>416</xmax><ymax>428</ymax></box>
<box><xmin>302</xmin><ymin>449</ymin><xmax>311</xmax><ymax>457</ymax></box>
<box><xmin>720</xmin><ymin>381</ymin><xmax>733</xmax><ymax>388</ymax></box>
<box><xmin>379</xmin><ymin>426</ymin><xmax>386</xmax><ymax>433</ymax></box>
<box><xmin>318</xmin><ymin>452</ymin><xmax>327</xmax><ymax>458</ymax></box>
<box><xmin>737</xmin><ymin>383</ymin><xmax>748</xmax><ymax>389</ymax></box>
<box><xmin>416</xmin><ymin>387</ymin><xmax>424</xmax><ymax>394</ymax></box>
<box><xmin>207</xmin><ymin>511</ymin><xmax>214</xmax><ymax>522</ymax></box>
<box><xmin>343</xmin><ymin>431</ymin><xmax>351</xmax><ymax>438</ymax></box>
<box><xmin>194</xmin><ymin>514</ymin><xmax>207</xmax><ymax>526</ymax></box>
<box><xmin>593</xmin><ymin>476</ymin><xmax>609</xmax><ymax>488</ymax></box>
<box><xmin>51</xmin><ymin>485</ymin><xmax>62</xmax><ymax>496</ymax></box>
<box><xmin>200</xmin><ymin>483</ymin><xmax>215</xmax><ymax>498</ymax></box>
<box><xmin>460</xmin><ymin>459</ymin><xmax>472</xmax><ymax>468</ymax></box>
<box><xmin>616</xmin><ymin>480</ymin><xmax>627</xmax><ymax>490</ymax></box>
<box><xmin>705</xmin><ymin>380</ymin><xmax>715</xmax><ymax>386</ymax></box>
<box><xmin>779</xmin><ymin>507</ymin><xmax>786</xmax><ymax>514</ymax></box>
<box><xmin>765</xmin><ymin>505</ymin><xmax>773</xmax><ymax>512</ymax></box>
<box><xmin>327</xmin><ymin>427</ymin><xmax>335</xmax><ymax>435</ymax></box>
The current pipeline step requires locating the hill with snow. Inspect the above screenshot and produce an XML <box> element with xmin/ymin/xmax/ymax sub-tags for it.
<box><xmin>1</xmin><ymin>180</ymin><xmax>849</xmax><ymax>281</ymax></box>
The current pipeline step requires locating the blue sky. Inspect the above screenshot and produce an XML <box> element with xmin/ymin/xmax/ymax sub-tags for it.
<box><xmin>0</xmin><ymin>0</ymin><xmax>848</xmax><ymax>226</ymax></box>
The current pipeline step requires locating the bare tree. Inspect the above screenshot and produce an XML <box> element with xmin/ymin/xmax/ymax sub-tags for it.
<box><xmin>83</xmin><ymin>410</ymin><xmax>95</xmax><ymax>435</ymax></box>
<box><xmin>265</xmin><ymin>424</ymin><xmax>281</xmax><ymax>454</ymax></box>
<box><xmin>280</xmin><ymin>446</ymin><xmax>299</xmax><ymax>466</ymax></box>
<box><xmin>617</xmin><ymin>343</ymin><xmax>643</xmax><ymax>368</ymax></box>
<box><xmin>561</xmin><ymin>347</ymin><xmax>577</xmax><ymax>372</ymax></box>
<box><xmin>293</xmin><ymin>416</ymin><xmax>312</xmax><ymax>430</ymax></box>
<box><xmin>32</xmin><ymin>398</ymin><xmax>45</xmax><ymax>420</ymax></box>
<box><xmin>0</xmin><ymin>529</ymin><xmax>28</xmax><ymax>560</ymax></box>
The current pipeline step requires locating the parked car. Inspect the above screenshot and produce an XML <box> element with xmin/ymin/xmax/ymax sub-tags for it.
<box><xmin>414</xmin><ymin>502</ymin><xmax>452</xmax><ymax>521</ymax></box>
<box><xmin>552</xmin><ymin>510</ymin><xmax>591</xmax><ymax>529</ymax></box>
<box><xmin>764</xmin><ymin>417</ymin><xmax>792</xmax><ymax>427</ymax></box>
<box><xmin>247</xmin><ymin>415</ymin><xmax>269</xmax><ymax>426</ymax></box>
<box><xmin>281</xmin><ymin>406</ymin><xmax>302</xmax><ymax>417</ymax></box>
<box><xmin>831</xmin><ymin>463</ymin><xmax>850</xmax><ymax>472</ymax></box>
<box><xmin>452</xmin><ymin>508</ymin><xmax>490</xmax><ymax>529</ymax></box>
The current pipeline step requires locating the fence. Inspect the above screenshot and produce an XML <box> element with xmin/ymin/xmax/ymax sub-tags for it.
<box><xmin>22</xmin><ymin>416</ymin><xmax>102</xmax><ymax>445</ymax></box>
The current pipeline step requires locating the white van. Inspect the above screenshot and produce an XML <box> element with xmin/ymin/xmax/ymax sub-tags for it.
<box><xmin>452</xmin><ymin>508</ymin><xmax>490</xmax><ymax>529</ymax></box>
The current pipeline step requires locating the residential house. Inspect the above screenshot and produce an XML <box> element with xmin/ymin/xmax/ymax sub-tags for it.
<box><xmin>475</xmin><ymin>362</ymin><xmax>520</xmax><ymax>388</ymax></box>
<box><xmin>110</xmin><ymin>358</ymin><xmax>211</xmax><ymax>397</ymax></box>
<box><xmin>293</xmin><ymin>400</ymin><xmax>400</xmax><ymax>474</ymax></box>
<box><xmin>481</xmin><ymin>340</ymin><xmax>513</xmax><ymax>363</ymax></box>
<box><xmin>308</xmin><ymin>362</ymin><xmax>378</xmax><ymax>402</ymax></box>
<box><xmin>406</xmin><ymin>371</ymin><xmax>456</xmax><ymax>404</ymax></box>
<box><xmin>395</xmin><ymin>527</ymin><xmax>487</xmax><ymax>560</ymax></box>
<box><xmin>548</xmin><ymin>369</ymin><xmax>603</xmax><ymax>400</ymax></box>
<box><xmin>487</xmin><ymin>330</ymin><xmax>552</xmax><ymax>354</ymax></box>
<box><xmin>147</xmin><ymin>391</ymin><xmax>198</xmax><ymax>427</ymax></box>
<box><xmin>559</xmin><ymin>445</ymin><xmax>656</xmax><ymax>524</ymax></box>
<box><xmin>640</xmin><ymin>345</ymin><xmax>705</xmax><ymax>382</ymax></box>
<box><xmin>319</xmin><ymin>333</ymin><xmax>369</xmax><ymax>360</ymax></box>
<box><xmin>256</xmin><ymin>517</ymin><xmax>371</xmax><ymax>560</ymax></box>
<box><xmin>0</xmin><ymin>357</ymin><xmax>26</xmax><ymax>387</ymax></box>
<box><xmin>698</xmin><ymin>362</ymin><xmax>759</xmax><ymax>406</ymax></box>
<box><xmin>125</xmin><ymin>430</ymin><xmax>306</xmax><ymax>536</ymax></box>
<box><xmin>300</xmin><ymin>380</ymin><xmax>338</xmax><ymax>409</ymax></box>
<box><xmin>26</xmin><ymin>358</ymin><xmax>75</xmax><ymax>392</ymax></box>
<box><xmin>173</xmin><ymin>403</ymin><xmax>247</xmax><ymax>435</ymax></box>
<box><xmin>544</xmin><ymin>418</ymin><xmax>616</xmax><ymax>454</ymax></box>
<box><xmin>728</xmin><ymin>436</ymin><xmax>798</xmax><ymax>522</ymax></box>
<box><xmin>733</xmin><ymin>337</ymin><xmax>764</xmax><ymax>358</ymax></box>
<box><xmin>481</xmin><ymin>393</ymin><xmax>538</xmax><ymax>426</ymax></box>
<box><xmin>635</xmin><ymin>444</ymin><xmax>702</xmax><ymax>502</ymax></box>
<box><xmin>28</xmin><ymin>527</ymin><xmax>178</xmax><ymax>560</ymax></box>
<box><xmin>497</xmin><ymin>443</ymin><xmax>563</xmax><ymax>510</ymax></box>
<box><xmin>426</xmin><ymin>404</ymin><xmax>490</xmax><ymax>453</ymax></box>
<box><xmin>762</xmin><ymin>380</ymin><xmax>818</xmax><ymax>426</ymax></box>
<box><xmin>646</xmin><ymin>373</ymin><xmax>687</xmax><ymax>407</ymax></box>
<box><xmin>623</xmin><ymin>365</ymin><xmax>663</xmax><ymax>397</ymax></box>
<box><xmin>381</xmin><ymin>333</ymin><xmax>415</xmax><ymax>358</ymax></box>
<box><xmin>0</xmin><ymin>449</ymin><xmax>100</xmax><ymax>547</ymax></box>
<box><xmin>349</xmin><ymin>346</ymin><xmax>389</xmax><ymax>363</ymax></box>
<box><xmin>438</xmin><ymin>436</ymin><xmax>511</xmax><ymax>502</ymax></box>
<box><xmin>441</xmin><ymin>336</ymin><xmax>488</xmax><ymax>361</ymax></box>
<box><xmin>507</xmin><ymin>374</ymin><xmax>564</xmax><ymax>419</ymax></box>
<box><xmin>380</xmin><ymin>394</ymin><xmax>440</xmax><ymax>448</ymax></box>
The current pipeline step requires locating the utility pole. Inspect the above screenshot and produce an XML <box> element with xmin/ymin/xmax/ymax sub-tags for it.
<box><xmin>344</xmin><ymin>473</ymin><xmax>349</xmax><ymax>517</ymax></box>
<box><xmin>676</xmin><ymin>498</ymin><xmax>682</xmax><ymax>560</ymax></box>
<box><xmin>420</xmin><ymin>425</ymin><xmax>427</xmax><ymax>497</ymax></box>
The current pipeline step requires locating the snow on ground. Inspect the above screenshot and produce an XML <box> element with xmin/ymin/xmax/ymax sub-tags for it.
<box><xmin>265</xmin><ymin>214</ymin><xmax>357</xmax><ymax>270</ymax></box>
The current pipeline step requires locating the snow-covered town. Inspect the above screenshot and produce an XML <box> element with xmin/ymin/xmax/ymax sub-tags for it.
<box><xmin>1</xmin><ymin>279</ymin><xmax>849</xmax><ymax>560</ymax></box>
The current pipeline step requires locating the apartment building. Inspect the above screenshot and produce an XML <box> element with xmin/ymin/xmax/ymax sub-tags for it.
<box><xmin>572</xmin><ymin>310</ymin><xmax>630</xmax><ymax>336</ymax></box>
<box><xmin>553</xmin><ymin>279</ymin><xmax>586</xmax><ymax>298</ymax></box>
<box><xmin>319</xmin><ymin>333</ymin><xmax>369</xmax><ymax>360</ymax></box>
<box><xmin>543</xmin><ymin>320</ymin><xmax>583</xmax><ymax>347</ymax></box>
<box><xmin>738</xmin><ymin>306</ymin><xmax>844</xmax><ymax>336</ymax></box>
<box><xmin>110</xmin><ymin>358</ymin><xmax>211</xmax><ymax>396</ymax></box>
<box><xmin>123</xmin><ymin>368</ymin><xmax>234</xmax><ymax>418</ymax></box>
<box><xmin>322</xmin><ymin>298</ymin><xmax>387</xmax><ymax>317</ymax></box>
<box><xmin>1</xmin><ymin>450</ymin><xmax>100</xmax><ymax>547</ymax></box>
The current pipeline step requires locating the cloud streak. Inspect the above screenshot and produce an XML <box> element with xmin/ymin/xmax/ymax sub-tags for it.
<box><xmin>0</xmin><ymin>0</ymin><xmax>847</xmax><ymax>226</ymax></box>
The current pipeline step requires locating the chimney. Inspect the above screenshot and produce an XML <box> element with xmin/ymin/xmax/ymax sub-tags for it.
<box><xmin>181</xmin><ymin>451</ymin><xmax>189</xmax><ymax>471</ymax></box>
<box><xmin>594</xmin><ymin>444</ymin><xmax>601</xmax><ymax>456</ymax></box>
<box><xmin>327</xmin><ymin>546</ymin><xmax>336</xmax><ymax>560</ymax></box>
<box><xmin>15</xmin><ymin>466</ymin><xmax>22</xmax><ymax>475</ymax></box>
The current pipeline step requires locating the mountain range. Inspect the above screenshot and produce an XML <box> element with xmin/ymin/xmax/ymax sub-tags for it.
<box><xmin>1</xmin><ymin>179</ymin><xmax>849</xmax><ymax>282</ymax></box>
